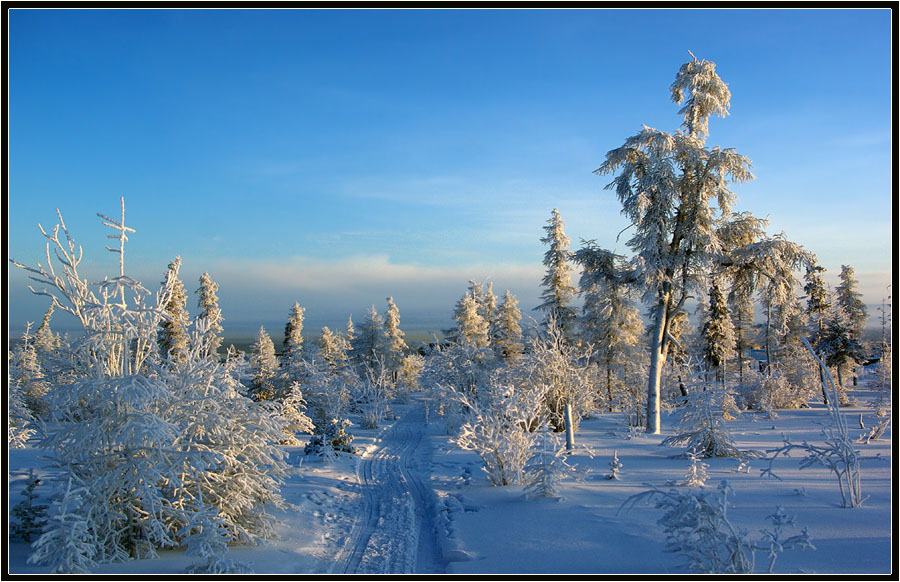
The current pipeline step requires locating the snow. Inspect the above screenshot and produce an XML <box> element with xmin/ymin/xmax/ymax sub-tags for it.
<box><xmin>7</xmin><ymin>381</ymin><xmax>892</xmax><ymax>575</ymax></box>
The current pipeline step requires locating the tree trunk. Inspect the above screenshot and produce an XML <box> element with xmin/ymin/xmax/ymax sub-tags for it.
<box><xmin>646</xmin><ymin>300</ymin><xmax>668</xmax><ymax>434</ymax></box>
<box><xmin>606</xmin><ymin>366</ymin><xmax>613</xmax><ymax>412</ymax></box>
<box><xmin>564</xmin><ymin>402</ymin><xmax>575</xmax><ymax>452</ymax></box>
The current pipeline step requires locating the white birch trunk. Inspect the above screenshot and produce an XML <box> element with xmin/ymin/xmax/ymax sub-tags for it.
<box><xmin>646</xmin><ymin>299</ymin><xmax>668</xmax><ymax>434</ymax></box>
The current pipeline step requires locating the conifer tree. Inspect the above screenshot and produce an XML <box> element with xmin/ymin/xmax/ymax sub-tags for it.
<box><xmin>835</xmin><ymin>265</ymin><xmax>868</xmax><ymax>342</ymax></box>
<box><xmin>34</xmin><ymin>303</ymin><xmax>61</xmax><ymax>355</ymax></box>
<box><xmin>701</xmin><ymin>281</ymin><xmax>735</xmax><ymax>385</ymax></box>
<box><xmin>283</xmin><ymin>302</ymin><xmax>305</xmax><ymax>367</ymax></box>
<box><xmin>536</xmin><ymin>208</ymin><xmax>577</xmax><ymax>339</ymax></box>
<box><xmin>577</xmin><ymin>249</ymin><xmax>643</xmax><ymax>411</ymax></box>
<box><xmin>318</xmin><ymin>326</ymin><xmax>349</xmax><ymax>370</ymax></box>
<box><xmin>804</xmin><ymin>264</ymin><xmax>830</xmax><ymax>339</ymax></box>
<box><xmin>352</xmin><ymin>305</ymin><xmax>388</xmax><ymax>371</ymax></box>
<box><xmin>250</xmin><ymin>326</ymin><xmax>278</xmax><ymax>401</ymax></box>
<box><xmin>493</xmin><ymin>289</ymin><xmax>524</xmax><ymax>362</ymax></box>
<box><xmin>592</xmin><ymin>55</ymin><xmax>812</xmax><ymax>433</ymax></box>
<box><xmin>383</xmin><ymin>296</ymin><xmax>408</xmax><ymax>370</ymax></box>
<box><xmin>196</xmin><ymin>272</ymin><xmax>224</xmax><ymax>360</ymax></box>
<box><xmin>454</xmin><ymin>292</ymin><xmax>491</xmax><ymax>349</ymax></box>
<box><xmin>158</xmin><ymin>257</ymin><xmax>190</xmax><ymax>365</ymax></box>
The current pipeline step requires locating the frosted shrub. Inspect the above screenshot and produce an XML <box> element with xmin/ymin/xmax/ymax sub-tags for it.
<box><xmin>159</xmin><ymin>324</ymin><xmax>293</xmax><ymax>546</ymax></box>
<box><xmin>357</xmin><ymin>359</ymin><xmax>392</xmax><ymax>429</ymax></box>
<box><xmin>301</xmin><ymin>361</ymin><xmax>355</xmax><ymax>459</ymax></box>
<box><xmin>525</xmin><ymin>318</ymin><xmax>597</xmax><ymax>434</ymax></box>
<box><xmin>451</xmin><ymin>379</ymin><xmax>549</xmax><ymax>486</ymax></box>
<box><xmin>736</xmin><ymin>364</ymin><xmax>815</xmax><ymax>413</ymax></box>
<box><xmin>762</xmin><ymin>338</ymin><xmax>873</xmax><ymax>508</ymax></box>
<box><xmin>28</xmin><ymin>479</ymin><xmax>98</xmax><ymax>574</ymax></box>
<box><xmin>179</xmin><ymin>506</ymin><xmax>254</xmax><ymax>574</ymax></box>
<box><xmin>663</xmin><ymin>388</ymin><xmax>762</xmax><ymax>459</ymax></box>
<box><xmin>621</xmin><ymin>480</ymin><xmax>814</xmax><ymax>574</ymax></box>
<box><xmin>682</xmin><ymin>452</ymin><xmax>709</xmax><ymax>487</ymax></box>
<box><xmin>13</xmin><ymin>200</ymin><xmax>291</xmax><ymax>569</ymax></box>
<box><xmin>524</xmin><ymin>430</ymin><xmax>586</xmax><ymax>498</ymax></box>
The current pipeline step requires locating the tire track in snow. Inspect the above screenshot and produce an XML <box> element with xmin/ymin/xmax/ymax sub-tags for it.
<box><xmin>335</xmin><ymin>402</ymin><xmax>445</xmax><ymax>574</ymax></box>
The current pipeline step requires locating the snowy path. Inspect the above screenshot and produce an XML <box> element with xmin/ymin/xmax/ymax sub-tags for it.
<box><xmin>333</xmin><ymin>401</ymin><xmax>445</xmax><ymax>575</ymax></box>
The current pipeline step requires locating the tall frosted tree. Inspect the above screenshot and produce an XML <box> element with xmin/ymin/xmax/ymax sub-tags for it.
<box><xmin>250</xmin><ymin>326</ymin><xmax>279</xmax><ymax>401</ymax></box>
<box><xmin>195</xmin><ymin>272</ymin><xmax>224</xmax><ymax>360</ymax></box>
<box><xmin>157</xmin><ymin>257</ymin><xmax>190</xmax><ymax>365</ymax></box>
<box><xmin>576</xmin><ymin>246</ymin><xmax>643</xmax><ymax>411</ymax></box>
<box><xmin>493</xmin><ymin>289</ymin><xmax>524</xmax><ymax>362</ymax></box>
<box><xmin>536</xmin><ymin>208</ymin><xmax>577</xmax><ymax>339</ymax></box>
<box><xmin>283</xmin><ymin>302</ymin><xmax>306</xmax><ymax>367</ymax></box>
<box><xmin>700</xmin><ymin>281</ymin><xmax>735</xmax><ymax>384</ymax></box>
<box><xmin>383</xmin><ymin>296</ymin><xmax>408</xmax><ymax>370</ymax></box>
<box><xmin>454</xmin><ymin>292</ymin><xmax>491</xmax><ymax>349</ymax></box>
<box><xmin>804</xmin><ymin>264</ymin><xmax>830</xmax><ymax>339</ymax></box>
<box><xmin>835</xmin><ymin>265</ymin><xmax>868</xmax><ymax>341</ymax></box>
<box><xmin>592</xmin><ymin>55</ymin><xmax>811</xmax><ymax>433</ymax></box>
<box><xmin>352</xmin><ymin>305</ymin><xmax>388</xmax><ymax>371</ymax></box>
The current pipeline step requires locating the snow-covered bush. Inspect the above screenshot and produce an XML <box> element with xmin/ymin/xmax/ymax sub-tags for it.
<box><xmin>357</xmin><ymin>359</ymin><xmax>393</xmax><ymax>429</ymax></box>
<box><xmin>524</xmin><ymin>318</ymin><xmax>597</xmax><ymax>435</ymax></box>
<box><xmin>28</xmin><ymin>479</ymin><xmax>98</xmax><ymax>574</ymax></box>
<box><xmin>663</xmin><ymin>388</ymin><xmax>762</xmax><ymax>459</ymax></box>
<box><xmin>762</xmin><ymin>338</ymin><xmax>873</xmax><ymax>508</ymax></box>
<box><xmin>621</xmin><ymin>480</ymin><xmax>814</xmax><ymax>574</ymax></box>
<box><xmin>302</xmin><ymin>361</ymin><xmax>356</xmax><ymax>459</ymax></box>
<box><xmin>159</xmin><ymin>323</ymin><xmax>293</xmax><ymax>546</ymax></box>
<box><xmin>451</xmin><ymin>379</ymin><xmax>549</xmax><ymax>486</ymax></box>
<box><xmin>524</xmin><ymin>430</ymin><xmax>586</xmax><ymax>498</ymax></box>
<box><xmin>681</xmin><ymin>452</ymin><xmax>709</xmax><ymax>487</ymax></box>
<box><xmin>736</xmin><ymin>359</ymin><xmax>817</xmax><ymax>413</ymax></box>
<box><xmin>13</xmin><ymin>200</ymin><xmax>292</xmax><ymax>570</ymax></box>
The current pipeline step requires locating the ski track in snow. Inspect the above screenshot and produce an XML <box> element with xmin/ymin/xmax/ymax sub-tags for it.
<box><xmin>333</xmin><ymin>402</ymin><xmax>446</xmax><ymax>575</ymax></box>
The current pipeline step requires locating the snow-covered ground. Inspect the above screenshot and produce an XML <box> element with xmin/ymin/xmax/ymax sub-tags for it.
<box><xmin>8</xmin><ymin>378</ymin><xmax>892</xmax><ymax>575</ymax></box>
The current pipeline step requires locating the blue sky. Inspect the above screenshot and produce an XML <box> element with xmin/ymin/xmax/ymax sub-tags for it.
<box><xmin>8</xmin><ymin>8</ymin><xmax>893</xmax><ymax>336</ymax></box>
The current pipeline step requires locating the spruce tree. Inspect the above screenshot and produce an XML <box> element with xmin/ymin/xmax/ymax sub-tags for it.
<box><xmin>493</xmin><ymin>289</ymin><xmax>524</xmax><ymax>362</ymax></box>
<box><xmin>34</xmin><ymin>303</ymin><xmax>60</xmax><ymax>355</ymax></box>
<box><xmin>250</xmin><ymin>326</ymin><xmax>279</xmax><ymax>401</ymax></box>
<box><xmin>536</xmin><ymin>208</ymin><xmax>577</xmax><ymax>339</ymax></box>
<box><xmin>283</xmin><ymin>302</ymin><xmax>305</xmax><ymax>366</ymax></box>
<box><xmin>196</xmin><ymin>272</ymin><xmax>224</xmax><ymax>360</ymax></box>
<box><xmin>352</xmin><ymin>305</ymin><xmax>388</xmax><ymax>371</ymax></box>
<box><xmin>157</xmin><ymin>257</ymin><xmax>190</xmax><ymax>365</ymax></box>
<box><xmin>835</xmin><ymin>265</ymin><xmax>868</xmax><ymax>342</ymax></box>
<box><xmin>701</xmin><ymin>281</ymin><xmax>735</xmax><ymax>385</ymax></box>
<box><xmin>454</xmin><ymin>293</ymin><xmax>490</xmax><ymax>349</ymax></box>
<box><xmin>804</xmin><ymin>264</ymin><xmax>830</xmax><ymax>339</ymax></box>
<box><xmin>383</xmin><ymin>297</ymin><xmax>408</xmax><ymax>371</ymax></box>
<box><xmin>578</xmin><ymin>257</ymin><xmax>643</xmax><ymax>412</ymax></box>
<box><xmin>318</xmin><ymin>326</ymin><xmax>349</xmax><ymax>370</ymax></box>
